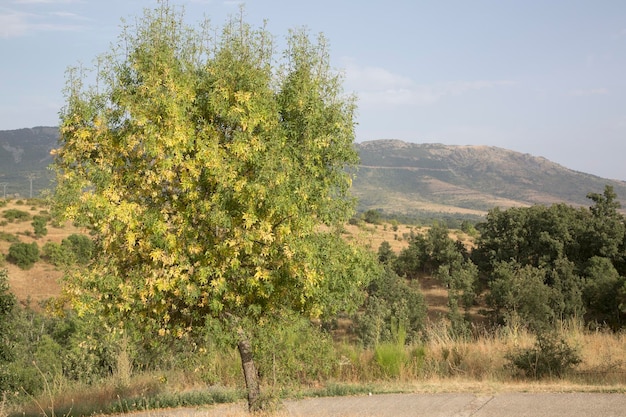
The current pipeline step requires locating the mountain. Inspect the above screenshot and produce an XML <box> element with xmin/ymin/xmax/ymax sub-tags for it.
<box><xmin>353</xmin><ymin>139</ymin><xmax>626</xmax><ymax>217</ymax></box>
<box><xmin>1</xmin><ymin>128</ymin><xmax>625</xmax><ymax>219</ymax></box>
<box><xmin>0</xmin><ymin>127</ymin><xmax>58</xmax><ymax>198</ymax></box>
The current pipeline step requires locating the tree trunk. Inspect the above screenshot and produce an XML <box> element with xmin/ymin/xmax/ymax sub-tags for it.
<box><xmin>237</xmin><ymin>328</ymin><xmax>261</xmax><ymax>412</ymax></box>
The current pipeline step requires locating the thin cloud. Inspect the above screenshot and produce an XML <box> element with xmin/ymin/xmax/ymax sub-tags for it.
<box><xmin>570</xmin><ymin>88</ymin><xmax>608</xmax><ymax>97</ymax></box>
<box><xmin>48</xmin><ymin>11</ymin><xmax>88</xmax><ymax>20</ymax></box>
<box><xmin>0</xmin><ymin>9</ymin><xmax>86</xmax><ymax>38</ymax></box>
<box><xmin>344</xmin><ymin>61</ymin><xmax>514</xmax><ymax>106</ymax></box>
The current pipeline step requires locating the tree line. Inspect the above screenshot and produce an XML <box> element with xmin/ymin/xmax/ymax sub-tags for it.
<box><xmin>381</xmin><ymin>185</ymin><xmax>626</xmax><ymax>333</ymax></box>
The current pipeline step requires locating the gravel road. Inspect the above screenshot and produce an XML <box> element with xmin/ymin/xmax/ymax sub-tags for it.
<box><xmin>122</xmin><ymin>392</ymin><xmax>626</xmax><ymax>417</ymax></box>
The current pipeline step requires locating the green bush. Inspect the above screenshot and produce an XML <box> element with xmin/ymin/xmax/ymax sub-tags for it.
<box><xmin>2</xmin><ymin>208</ymin><xmax>31</xmax><ymax>222</ymax></box>
<box><xmin>374</xmin><ymin>320</ymin><xmax>408</xmax><ymax>377</ymax></box>
<box><xmin>31</xmin><ymin>215</ymin><xmax>48</xmax><ymax>238</ymax></box>
<box><xmin>506</xmin><ymin>333</ymin><xmax>581</xmax><ymax>379</ymax></box>
<box><xmin>253</xmin><ymin>314</ymin><xmax>337</xmax><ymax>386</ymax></box>
<box><xmin>356</xmin><ymin>267</ymin><xmax>426</xmax><ymax>347</ymax></box>
<box><xmin>7</xmin><ymin>242</ymin><xmax>39</xmax><ymax>269</ymax></box>
<box><xmin>374</xmin><ymin>342</ymin><xmax>407</xmax><ymax>377</ymax></box>
<box><xmin>42</xmin><ymin>242</ymin><xmax>72</xmax><ymax>267</ymax></box>
<box><xmin>0</xmin><ymin>231</ymin><xmax>19</xmax><ymax>243</ymax></box>
<box><xmin>62</xmin><ymin>234</ymin><xmax>94</xmax><ymax>265</ymax></box>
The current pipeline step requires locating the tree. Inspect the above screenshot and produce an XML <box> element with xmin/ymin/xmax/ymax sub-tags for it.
<box><xmin>486</xmin><ymin>261</ymin><xmax>556</xmax><ymax>332</ymax></box>
<box><xmin>583</xmin><ymin>256</ymin><xmax>626</xmax><ymax>329</ymax></box>
<box><xmin>7</xmin><ymin>242</ymin><xmax>39</xmax><ymax>270</ymax></box>
<box><xmin>31</xmin><ymin>215</ymin><xmax>48</xmax><ymax>238</ymax></box>
<box><xmin>356</xmin><ymin>267</ymin><xmax>426</xmax><ymax>347</ymax></box>
<box><xmin>395</xmin><ymin>223</ymin><xmax>465</xmax><ymax>278</ymax></box>
<box><xmin>52</xmin><ymin>4</ymin><xmax>374</xmax><ymax>411</ymax></box>
<box><xmin>377</xmin><ymin>241</ymin><xmax>396</xmax><ymax>265</ymax></box>
<box><xmin>583</xmin><ymin>185</ymin><xmax>625</xmax><ymax>263</ymax></box>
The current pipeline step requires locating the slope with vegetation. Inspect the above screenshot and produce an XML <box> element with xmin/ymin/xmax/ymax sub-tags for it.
<box><xmin>2</xmin><ymin>184</ymin><xmax>626</xmax><ymax>416</ymax></box>
<box><xmin>354</xmin><ymin>139</ymin><xmax>626</xmax><ymax>217</ymax></box>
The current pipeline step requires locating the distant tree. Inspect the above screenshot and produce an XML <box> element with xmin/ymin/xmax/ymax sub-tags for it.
<box><xmin>377</xmin><ymin>241</ymin><xmax>396</xmax><ymax>265</ymax></box>
<box><xmin>395</xmin><ymin>223</ymin><xmax>465</xmax><ymax>278</ymax></box>
<box><xmin>7</xmin><ymin>242</ymin><xmax>39</xmax><ymax>270</ymax></box>
<box><xmin>31</xmin><ymin>215</ymin><xmax>48</xmax><ymax>238</ymax></box>
<box><xmin>61</xmin><ymin>234</ymin><xmax>94</xmax><ymax>265</ymax></box>
<box><xmin>42</xmin><ymin>242</ymin><xmax>73</xmax><ymax>267</ymax></box>
<box><xmin>52</xmin><ymin>4</ymin><xmax>375</xmax><ymax>410</ymax></box>
<box><xmin>363</xmin><ymin>209</ymin><xmax>382</xmax><ymax>225</ymax></box>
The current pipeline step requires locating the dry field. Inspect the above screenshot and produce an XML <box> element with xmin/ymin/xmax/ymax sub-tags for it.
<box><xmin>0</xmin><ymin>200</ymin><xmax>83</xmax><ymax>306</ymax></box>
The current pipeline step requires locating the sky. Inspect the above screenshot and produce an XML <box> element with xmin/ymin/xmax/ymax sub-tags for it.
<box><xmin>2</xmin><ymin>1</ymin><xmax>626</xmax><ymax>180</ymax></box>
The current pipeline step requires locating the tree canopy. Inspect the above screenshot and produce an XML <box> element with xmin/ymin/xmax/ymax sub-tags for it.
<box><xmin>52</xmin><ymin>4</ymin><xmax>376</xmax><ymax>410</ymax></box>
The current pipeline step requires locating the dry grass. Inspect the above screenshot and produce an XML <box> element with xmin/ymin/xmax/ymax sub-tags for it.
<box><xmin>0</xmin><ymin>199</ymin><xmax>83</xmax><ymax>307</ymax></box>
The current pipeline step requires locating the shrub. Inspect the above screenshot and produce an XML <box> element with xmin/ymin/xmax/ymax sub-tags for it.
<box><xmin>31</xmin><ymin>215</ymin><xmax>48</xmax><ymax>238</ymax></box>
<box><xmin>61</xmin><ymin>234</ymin><xmax>94</xmax><ymax>265</ymax></box>
<box><xmin>374</xmin><ymin>342</ymin><xmax>407</xmax><ymax>377</ymax></box>
<box><xmin>0</xmin><ymin>232</ymin><xmax>19</xmax><ymax>243</ymax></box>
<box><xmin>2</xmin><ymin>209</ymin><xmax>30</xmax><ymax>222</ymax></box>
<box><xmin>7</xmin><ymin>242</ymin><xmax>39</xmax><ymax>269</ymax></box>
<box><xmin>356</xmin><ymin>267</ymin><xmax>426</xmax><ymax>347</ymax></box>
<box><xmin>42</xmin><ymin>242</ymin><xmax>72</xmax><ymax>267</ymax></box>
<box><xmin>374</xmin><ymin>320</ymin><xmax>408</xmax><ymax>377</ymax></box>
<box><xmin>506</xmin><ymin>332</ymin><xmax>581</xmax><ymax>379</ymax></box>
<box><xmin>363</xmin><ymin>209</ymin><xmax>382</xmax><ymax>225</ymax></box>
<box><xmin>253</xmin><ymin>314</ymin><xmax>337</xmax><ymax>386</ymax></box>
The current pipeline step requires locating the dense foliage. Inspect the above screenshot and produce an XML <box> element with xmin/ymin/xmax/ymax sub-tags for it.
<box><xmin>7</xmin><ymin>242</ymin><xmax>39</xmax><ymax>269</ymax></box>
<box><xmin>51</xmin><ymin>3</ymin><xmax>376</xmax><ymax>410</ymax></box>
<box><xmin>384</xmin><ymin>185</ymin><xmax>626</xmax><ymax>332</ymax></box>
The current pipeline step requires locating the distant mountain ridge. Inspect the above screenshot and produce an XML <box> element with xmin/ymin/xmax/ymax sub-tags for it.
<box><xmin>1</xmin><ymin>128</ymin><xmax>625</xmax><ymax>218</ymax></box>
<box><xmin>353</xmin><ymin>139</ymin><xmax>626</xmax><ymax>216</ymax></box>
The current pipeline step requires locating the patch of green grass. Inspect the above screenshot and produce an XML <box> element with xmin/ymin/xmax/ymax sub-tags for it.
<box><xmin>0</xmin><ymin>232</ymin><xmax>19</xmax><ymax>243</ymax></box>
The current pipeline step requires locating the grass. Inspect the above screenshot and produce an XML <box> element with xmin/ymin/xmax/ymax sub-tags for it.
<box><xmin>7</xmin><ymin>318</ymin><xmax>626</xmax><ymax>417</ymax></box>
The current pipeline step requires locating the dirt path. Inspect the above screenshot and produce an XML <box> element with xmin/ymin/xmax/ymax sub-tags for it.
<box><xmin>121</xmin><ymin>392</ymin><xmax>626</xmax><ymax>417</ymax></box>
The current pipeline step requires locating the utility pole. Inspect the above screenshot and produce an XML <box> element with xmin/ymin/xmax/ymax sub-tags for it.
<box><xmin>26</xmin><ymin>173</ymin><xmax>39</xmax><ymax>199</ymax></box>
<box><xmin>0</xmin><ymin>183</ymin><xmax>6</xmax><ymax>199</ymax></box>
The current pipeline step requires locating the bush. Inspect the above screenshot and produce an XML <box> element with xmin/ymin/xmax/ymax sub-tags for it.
<box><xmin>62</xmin><ymin>234</ymin><xmax>94</xmax><ymax>265</ymax></box>
<box><xmin>31</xmin><ymin>215</ymin><xmax>48</xmax><ymax>238</ymax></box>
<box><xmin>253</xmin><ymin>314</ymin><xmax>337</xmax><ymax>386</ymax></box>
<box><xmin>374</xmin><ymin>342</ymin><xmax>407</xmax><ymax>377</ymax></box>
<box><xmin>2</xmin><ymin>209</ymin><xmax>30</xmax><ymax>222</ymax></box>
<box><xmin>374</xmin><ymin>320</ymin><xmax>408</xmax><ymax>377</ymax></box>
<box><xmin>42</xmin><ymin>242</ymin><xmax>73</xmax><ymax>267</ymax></box>
<box><xmin>0</xmin><ymin>232</ymin><xmax>19</xmax><ymax>243</ymax></box>
<box><xmin>356</xmin><ymin>268</ymin><xmax>426</xmax><ymax>347</ymax></box>
<box><xmin>7</xmin><ymin>242</ymin><xmax>39</xmax><ymax>269</ymax></box>
<box><xmin>506</xmin><ymin>332</ymin><xmax>581</xmax><ymax>379</ymax></box>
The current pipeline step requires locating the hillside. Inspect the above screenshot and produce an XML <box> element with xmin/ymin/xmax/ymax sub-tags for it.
<box><xmin>0</xmin><ymin>127</ymin><xmax>57</xmax><ymax>197</ymax></box>
<box><xmin>2</xmin><ymin>128</ymin><xmax>626</xmax><ymax>217</ymax></box>
<box><xmin>354</xmin><ymin>139</ymin><xmax>626</xmax><ymax>216</ymax></box>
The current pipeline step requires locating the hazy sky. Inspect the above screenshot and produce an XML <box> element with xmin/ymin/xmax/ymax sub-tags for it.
<box><xmin>2</xmin><ymin>0</ymin><xmax>626</xmax><ymax>180</ymax></box>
